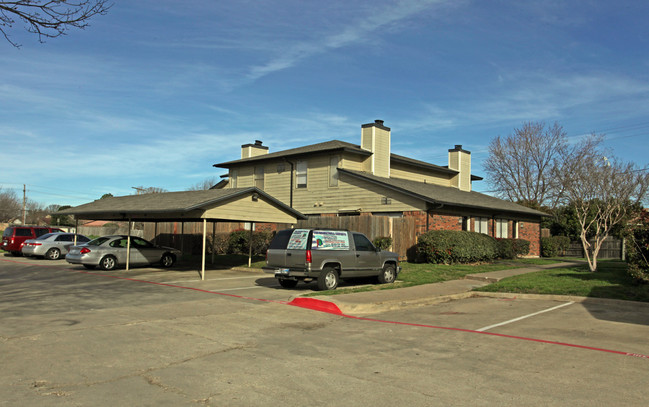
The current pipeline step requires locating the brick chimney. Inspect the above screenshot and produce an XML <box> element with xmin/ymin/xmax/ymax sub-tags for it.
<box><xmin>448</xmin><ymin>145</ymin><xmax>471</xmax><ymax>192</ymax></box>
<box><xmin>361</xmin><ymin>120</ymin><xmax>391</xmax><ymax>178</ymax></box>
<box><xmin>241</xmin><ymin>140</ymin><xmax>268</xmax><ymax>159</ymax></box>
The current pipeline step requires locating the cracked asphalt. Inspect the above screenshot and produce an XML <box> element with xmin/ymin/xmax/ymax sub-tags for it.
<box><xmin>2</xmin><ymin>256</ymin><xmax>649</xmax><ymax>406</ymax></box>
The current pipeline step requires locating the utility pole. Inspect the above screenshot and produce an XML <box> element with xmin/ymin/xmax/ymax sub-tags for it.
<box><xmin>22</xmin><ymin>184</ymin><xmax>26</xmax><ymax>225</ymax></box>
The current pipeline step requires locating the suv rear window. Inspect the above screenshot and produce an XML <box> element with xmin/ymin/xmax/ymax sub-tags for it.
<box><xmin>3</xmin><ymin>228</ymin><xmax>13</xmax><ymax>237</ymax></box>
<box><xmin>269</xmin><ymin>229</ymin><xmax>298</xmax><ymax>250</ymax></box>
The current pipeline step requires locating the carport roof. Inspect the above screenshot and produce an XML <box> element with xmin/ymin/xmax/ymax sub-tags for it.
<box><xmin>58</xmin><ymin>188</ymin><xmax>306</xmax><ymax>222</ymax></box>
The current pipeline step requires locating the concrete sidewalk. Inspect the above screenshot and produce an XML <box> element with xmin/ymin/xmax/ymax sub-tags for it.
<box><xmin>318</xmin><ymin>261</ymin><xmax>582</xmax><ymax>315</ymax></box>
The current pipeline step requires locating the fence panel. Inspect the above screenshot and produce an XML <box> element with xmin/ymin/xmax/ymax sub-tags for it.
<box><xmin>566</xmin><ymin>238</ymin><xmax>623</xmax><ymax>259</ymax></box>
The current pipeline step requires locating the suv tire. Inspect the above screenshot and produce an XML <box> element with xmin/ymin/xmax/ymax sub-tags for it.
<box><xmin>317</xmin><ymin>267</ymin><xmax>339</xmax><ymax>291</ymax></box>
<box><xmin>378</xmin><ymin>264</ymin><xmax>396</xmax><ymax>284</ymax></box>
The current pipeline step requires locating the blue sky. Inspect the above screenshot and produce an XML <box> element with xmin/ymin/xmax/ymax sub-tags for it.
<box><xmin>1</xmin><ymin>0</ymin><xmax>648</xmax><ymax>207</ymax></box>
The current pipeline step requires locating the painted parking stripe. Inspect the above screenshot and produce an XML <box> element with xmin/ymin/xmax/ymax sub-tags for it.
<box><xmin>476</xmin><ymin>301</ymin><xmax>575</xmax><ymax>332</ymax></box>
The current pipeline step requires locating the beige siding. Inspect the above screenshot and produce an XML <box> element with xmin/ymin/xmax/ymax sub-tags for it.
<box><xmin>201</xmin><ymin>195</ymin><xmax>297</xmax><ymax>223</ymax></box>
<box><xmin>390</xmin><ymin>162</ymin><xmax>451</xmax><ymax>186</ymax></box>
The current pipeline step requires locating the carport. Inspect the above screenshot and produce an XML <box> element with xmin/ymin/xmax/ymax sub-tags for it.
<box><xmin>58</xmin><ymin>188</ymin><xmax>305</xmax><ymax>279</ymax></box>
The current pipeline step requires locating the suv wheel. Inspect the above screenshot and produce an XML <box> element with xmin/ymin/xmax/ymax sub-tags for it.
<box><xmin>317</xmin><ymin>267</ymin><xmax>339</xmax><ymax>291</ymax></box>
<box><xmin>46</xmin><ymin>248</ymin><xmax>61</xmax><ymax>260</ymax></box>
<box><xmin>378</xmin><ymin>264</ymin><xmax>396</xmax><ymax>284</ymax></box>
<box><xmin>160</xmin><ymin>253</ymin><xmax>175</xmax><ymax>268</ymax></box>
<box><xmin>278</xmin><ymin>279</ymin><xmax>298</xmax><ymax>288</ymax></box>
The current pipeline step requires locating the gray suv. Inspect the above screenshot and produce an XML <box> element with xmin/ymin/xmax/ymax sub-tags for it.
<box><xmin>263</xmin><ymin>228</ymin><xmax>400</xmax><ymax>290</ymax></box>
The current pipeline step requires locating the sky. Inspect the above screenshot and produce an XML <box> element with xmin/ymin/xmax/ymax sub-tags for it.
<box><xmin>1</xmin><ymin>0</ymin><xmax>648</xmax><ymax>208</ymax></box>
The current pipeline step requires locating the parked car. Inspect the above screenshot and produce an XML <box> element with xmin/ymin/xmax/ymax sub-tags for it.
<box><xmin>263</xmin><ymin>228</ymin><xmax>400</xmax><ymax>290</ymax></box>
<box><xmin>22</xmin><ymin>233</ymin><xmax>91</xmax><ymax>260</ymax></box>
<box><xmin>65</xmin><ymin>235</ymin><xmax>181</xmax><ymax>270</ymax></box>
<box><xmin>2</xmin><ymin>225</ymin><xmax>64</xmax><ymax>256</ymax></box>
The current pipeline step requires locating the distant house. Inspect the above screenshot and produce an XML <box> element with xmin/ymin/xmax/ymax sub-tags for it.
<box><xmin>214</xmin><ymin>120</ymin><xmax>546</xmax><ymax>256</ymax></box>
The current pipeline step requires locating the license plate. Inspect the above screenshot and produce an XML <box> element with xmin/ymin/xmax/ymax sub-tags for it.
<box><xmin>277</xmin><ymin>268</ymin><xmax>290</xmax><ymax>275</ymax></box>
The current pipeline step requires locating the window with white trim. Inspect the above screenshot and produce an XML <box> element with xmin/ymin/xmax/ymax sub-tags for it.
<box><xmin>474</xmin><ymin>217</ymin><xmax>489</xmax><ymax>234</ymax></box>
<box><xmin>230</xmin><ymin>169</ymin><xmax>237</xmax><ymax>188</ymax></box>
<box><xmin>496</xmin><ymin>219</ymin><xmax>508</xmax><ymax>238</ymax></box>
<box><xmin>254</xmin><ymin>166</ymin><xmax>264</xmax><ymax>190</ymax></box>
<box><xmin>296</xmin><ymin>160</ymin><xmax>307</xmax><ymax>188</ymax></box>
<box><xmin>329</xmin><ymin>156</ymin><xmax>339</xmax><ymax>187</ymax></box>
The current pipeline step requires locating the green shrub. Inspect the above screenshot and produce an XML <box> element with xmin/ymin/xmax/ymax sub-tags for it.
<box><xmin>416</xmin><ymin>230</ymin><xmax>498</xmax><ymax>264</ymax></box>
<box><xmin>227</xmin><ymin>230</ymin><xmax>273</xmax><ymax>255</ymax></box>
<box><xmin>373</xmin><ymin>236</ymin><xmax>393</xmax><ymax>250</ymax></box>
<box><xmin>208</xmin><ymin>233</ymin><xmax>230</xmax><ymax>255</ymax></box>
<box><xmin>497</xmin><ymin>238</ymin><xmax>531</xmax><ymax>259</ymax></box>
<box><xmin>626</xmin><ymin>221</ymin><xmax>649</xmax><ymax>284</ymax></box>
<box><xmin>541</xmin><ymin>235</ymin><xmax>571</xmax><ymax>257</ymax></box>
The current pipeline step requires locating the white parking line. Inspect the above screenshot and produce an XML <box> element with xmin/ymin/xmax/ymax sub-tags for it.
<box><xmin>476</xmin><ymin>301</ymin><xmax>575</xmax><ymax>332</ymax></box>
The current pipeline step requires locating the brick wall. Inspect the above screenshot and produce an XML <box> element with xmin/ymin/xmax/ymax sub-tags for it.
<box><xmin>519</xmin><ymin>221</ymin><xmax>541</xmax><ymax>256</ymax></box>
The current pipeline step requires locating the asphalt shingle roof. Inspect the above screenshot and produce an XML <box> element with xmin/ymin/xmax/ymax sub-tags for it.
<box><xmin>58</xmin><ymin>188</ymin><xmax>305</xmax><ymax>219</ymax></box>
<box><xmin>338</xmin><ymin>169</ymin><xmax>547</xmax><ymax>217</ymax></box>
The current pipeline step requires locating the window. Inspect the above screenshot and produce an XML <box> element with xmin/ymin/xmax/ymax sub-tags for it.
<box><xmin>254</xmin><ymin>166</ymin><xmax>264</xmax><ymax>189</ymax></box>
<box><xmin>296</xmin><ymin>160</ymin><xmax>307</xmax><ymax>188</ymax></box>
<box><xmin>329</xmin><ymin>156</ymin><xmax>339</xmax><ymax>187</ymax></box>
<box><xmin>461</xmin><ymin>216</ymin><xmax>469</xmax><ymax>231</ymax></box>
<box><xmin>474</xmin><ymin>217</ymin><xmax>489</xmax><ymax>234</ymax></box>
<box><xmin>353</xmin><ymin>233</ymin><xmax>375</xmax><ymax>252</ymax></box>
<box><xmin>513</xmin><ymin>221</ymin><xmax>519</xmax><ymax>239</ymax></box>
<box><xmin>230</xmin><ymin>169</ymin><xmax>238</xmax><ymax>188</ymax></box>
<box><xmin>496</xmin><ymin>219</ymin><xmax>508</xmax><ymax>238</ymax></box>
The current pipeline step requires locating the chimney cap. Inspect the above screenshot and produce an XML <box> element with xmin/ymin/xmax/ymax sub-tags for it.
<box><xmin>361</xmin><ymin>119</ymin><xmax>390</xmax><ymax>130</ymax></box>
<box><xmin>255</xmin><ymin>140</ymin><xmax>263</xmax><ymax>146</ymax></box>
<box><xmin>448</xmin><ymin>144</ymin><xmax>471</xmax><ymax>154</ymax></box>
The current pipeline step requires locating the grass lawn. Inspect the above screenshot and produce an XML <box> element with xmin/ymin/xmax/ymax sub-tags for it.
<box><xmin>304</xmin><ymin>258</ymin><xmax>562</xmax><ymax>296</ymax></box>
<box><xmin>474</xmin><ymin>261</ymin><xmax>649</xmax><ymax>303</ymax></box>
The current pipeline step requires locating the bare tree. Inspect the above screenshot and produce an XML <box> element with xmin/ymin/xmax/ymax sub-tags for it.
<box><xmin>0</xmin><ymin>187</ymin><xmax>21</xmax><ymax>221</ymax></box>
<box><xmin>485</xmin><ymin>122</ymin><xmax>577</xmax><ymax>208</ymax></box>
<box><xmin>558</xmin><ymin>144</ymin><xmax>649</xmax><ymax>272</ymax></box>
<box><xmin>187</xmin><ymin>177</ymin><xmax>219</xmax><ymax>191</ymax></box>
<box><xmin>132</xmin><ymin>186</ymin><xmax>168</xmax><ymax>195</ymax></box>
<box><xmin>0</xmin><ymin>0</ymin><xmax>111</xmax><ymax>47</ymax></box>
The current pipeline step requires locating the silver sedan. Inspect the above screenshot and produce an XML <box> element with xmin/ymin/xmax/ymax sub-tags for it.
<box><xmin>65</xmin><ymin>235</ymin><xmax>181</xmax><ymax>270</ymax></box>
<box><xmin>22</xmin><ymin>233</ymin><xmax>91</xmax><ymax>260</ymax></box>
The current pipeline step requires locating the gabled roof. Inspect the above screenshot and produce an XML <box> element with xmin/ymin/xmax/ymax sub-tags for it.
<box><xmin>214</xmin><ymin>139</ymin><xmax>485</xmax><ymax>179</ymax></box>
<box><xmin>214</xmin><ymin>140</ymin><xmax>370</xmax><ymax>167</ymax></box>
<box><xmin>58</xmin><ymin>188</ymin><xmax>306</xmax><ymax>221</ymax></box>
<box><xmin>338</xmin><ymin>169</ymin><xmax>547</xmax><ymax>217</ymax></box>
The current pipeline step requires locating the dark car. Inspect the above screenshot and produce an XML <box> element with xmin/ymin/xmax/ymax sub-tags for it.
<box><xmin>2</xmin><ymin>225</ymin><xmax>64</xmax><ymax>256</ymax></box>
<box><xmin>263</xmin><ymin>228</ymin><xmax>400</xmax><ymax>290</ymax></box>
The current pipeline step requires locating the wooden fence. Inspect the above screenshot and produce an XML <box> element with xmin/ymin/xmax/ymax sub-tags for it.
<box><xmin>136</xmin><ymin>217</ymin><xmax>418</xmax><ymax>259</ymax></box>
<box><xmin>565</xmin><ymin>238</ymin><xmax>625</xmax><ymax>260</ymax></box>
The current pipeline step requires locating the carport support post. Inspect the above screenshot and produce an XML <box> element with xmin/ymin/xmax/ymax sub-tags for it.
<box><xmin>211</xmin><ymin>221</ymin><xmax>216</xmax><ymax>264</ymax></box>
<box><xmin>74</xmin><ymin>218</ymin><xmax>78</xmax><ymax>245</ymax></box>
<box><xmin>201</xmin><ymin>218</ymin><xmax>207</xmax><ymax>280</ymax></box>
<box><xmin>248</xmin><ymin>223</ymin><xmax>254</xmax><ymax>268</ymax></box>
<box><xmin>126</xmin><ymin>219</ymin><xmax>132</xmax><ymax>271</ymax></box>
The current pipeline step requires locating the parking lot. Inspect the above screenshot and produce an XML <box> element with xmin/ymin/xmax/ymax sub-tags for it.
<box><xmin>2</xmin><ymin>255</ymin><xmax>649</xmax><ymax>406</ymax></box>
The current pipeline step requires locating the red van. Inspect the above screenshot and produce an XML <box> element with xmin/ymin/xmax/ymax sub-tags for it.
<box><xmin>2</xmin><ymin>226</ymin><xmax>64</xmax><ymax>256</ymax></box>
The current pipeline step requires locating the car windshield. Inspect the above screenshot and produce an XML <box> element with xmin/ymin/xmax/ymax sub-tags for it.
<box><xmin>87</xmin><ymin>236</ymin><xmax>112</xmax><ymax>246</ymax></box>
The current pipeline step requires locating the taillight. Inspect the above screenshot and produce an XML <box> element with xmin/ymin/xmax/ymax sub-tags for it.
<box><xmin>31</xmin><ymin>243</ymin><xmax>42</xmax><ymax>246</ymax></box>
<box><xmin>306</xmin><ymin>249</ymin><xmax>312</xmax><ymax>264</ymax></box>
<box><xmin>80</xmin><ymin>247</ymin><xmax>91</xmax><ymax>254</ymax></box>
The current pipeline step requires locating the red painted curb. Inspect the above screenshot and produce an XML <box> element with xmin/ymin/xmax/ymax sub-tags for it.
<box><xmin>288</xmin><ymin>298</ymin><xmax>343</xmax><ymax>315</ymax></box>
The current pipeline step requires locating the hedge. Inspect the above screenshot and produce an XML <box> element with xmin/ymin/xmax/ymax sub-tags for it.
<box><xmin>496</xmin><ymin>238</ymin><xmax>531</xmax><ymax>259</ymax></box>
<box><xmin>541</xmin><ymin>235</ymin><xmax>571</xmax><ymax>257</ymax></box>
<box><xmin>416</xmin><ymin>230</ymin><xmax>498</xmax><ymax>264</ymax></box>
<box><xmin>373</xmin><ymin>236</ymin><xmax>393</xmax><ymax>251</ymax></box>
